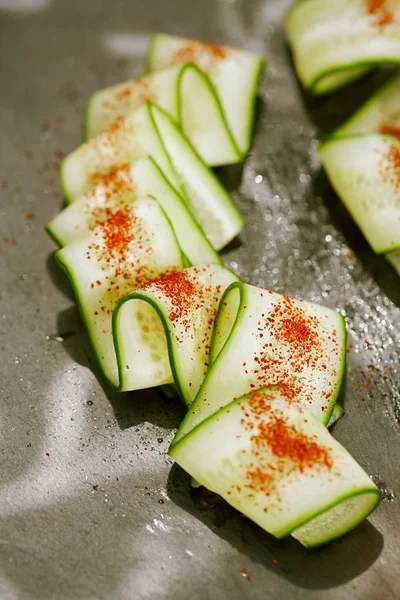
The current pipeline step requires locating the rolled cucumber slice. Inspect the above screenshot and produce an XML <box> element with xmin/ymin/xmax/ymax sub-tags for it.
<box><xmin>169</xmin><ymin>386</ymin><xmax>380</xmax><ymax>548</ymax></box>
<box><xmin>56</xmin><ymin>197</ymin><xmax>184</xmax><ymax>389</ymax></box>
<box><xmin>335</xmin><ymin>71</ymin><xmax>400</xmax><ymax>138</ymax></box>
<box><xmin>146</xmin><ymin>34</ymin><xmax>265</xmax><ymax>157</ymax></box>
<box><xmin>285</xmin><ymin>0</ymin><xmax>400</xmax><ymax>95</ymax></box>
<box><xmin>319</xmin><ymin>133</ymin><xmax>400</xmax><ymax>254</ymax></box>
<box><xmin>47</xmin><ymin>156</ymin><xmax>220</xmax><ymax>266</ymax></box>
<box><xmin>85</xmin><ymin>64</ymin><xmax>240</xmax><ymax>166</ymax></box>
<box><xmin>113</xmin><ymin>265</ymin><xmax>238</xmax><ymax>403</ymax></box>
<box><xmin>174</xmin><ymin>282</ymin><xmax>346</xmax><ymax>445</ymax></box>
<box><xmin>60</xmin><ymin>103</ymin><xmax>244</xmax><ymax>251</ymax></box>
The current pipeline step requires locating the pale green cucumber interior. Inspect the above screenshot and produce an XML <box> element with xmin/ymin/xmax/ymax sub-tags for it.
<box><xmin>170</xmin><ymin>387</ymin><xmax>379</xmax><ymax>544</ymax></box>
<box><xmin>327</xmin><ymin>402</ymin><xmax>345</xmax><ymax>428</ymax></box>
<box><xmin>150</xmin><ymin>105</ymin><xmax>245</xmax><ymax>250</ymax></box>
<box><xmin>178</xmin><ymin>65</ymin><xmax>239</xmax><ymax>165</ymax></box>
<box><xmin>56</xmin><ymin>197</ymin><xmax>184</xmax><ymax>389</ymax></box>
<box><xmin>319</xmin><ymin>134</ymin><xmax>400</xmax><ymax>254</ymax></box>
<box><xmin>49</xmin><ymin>156</ymin><xmax>220</xmax><ymax>266</ymax></box>
<box><xmin>174</xmin><ymin>282</ymin><xmax>346</xmax><ymax>444</ymax></box>
<box><xmin>113</xmin><ymin>265</ymin><xmax>238</xmax><ymax>400</ymax></box>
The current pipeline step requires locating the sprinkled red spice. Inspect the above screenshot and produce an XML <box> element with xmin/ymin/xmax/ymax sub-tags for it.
<box><xmin>271</xmin><ymin>559</ymin><xmax>278</xmax><ymax>565</ymax></box>
<box><xmin>380</xmin><ymin>122</ymin><xmax>400</xmax><ymax>141</ymax></box>
<box><xmin>239</xmin><ymin>390</ymin><xmax>334</xmax><ymax>502</ymax></box>
<box><xmin>45</xmin><ymin>452</ymin><xmax>50</xmax><ymax>456</ymax></box>
<box><xmin>86</xmin><ymin>207</ymin><xmax>156</xmax><ymax>316</ymax></box>
<box><xmin>167</xmin><ymin>40</ymin><xmax>228</xmax><ymax>73</ymax></box>
<box><xmin>26</xmin><ymin>212</ymin><xmax>35</xmax><ymax>220</ymax></box>
<box><xmin>366</xmin><ymin>0</ymin><xmax>394</xmax><ymax>27</ymax></box>
<box><xmin>379</xmin><ymin>142</ymin><xmax>400</xmax><ymax>193</ymax></box>
<box><xmin>88</xmin><ymin>117</ymin><xmax>134</xmax><ymax>188</ymax></box>
<box><xmin>246</xmin><ymin>294</ymin><xmax>338</xmax><ymax>408</ymax></box>
<box><xmin>103</xmin><ymin>76</ymin><xmax>156</xmax><ymax>114</ymax></box>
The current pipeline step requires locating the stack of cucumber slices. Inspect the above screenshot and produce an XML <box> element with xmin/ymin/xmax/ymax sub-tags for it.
<box><xmin>48</xmin><ymin>33</ymin><xmax>380</xmax><ymax>550</ymax></box>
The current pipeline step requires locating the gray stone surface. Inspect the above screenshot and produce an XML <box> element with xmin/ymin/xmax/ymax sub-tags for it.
<box><xmin>0</xmin><ymin>0</ymin><xmax>399</xmax><ymax>598</ymax></box>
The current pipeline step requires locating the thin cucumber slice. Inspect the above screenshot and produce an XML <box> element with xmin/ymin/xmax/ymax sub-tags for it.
<box><xmin>150</xmin><ymin>105</ymin><xmax>245</xmax><ymax>250</ymax></box>
<box><xmin>327</xmin><ymin>403</ymin><xmax>345</xmax><ymax>428</ymax></box>
<box><xmin>61</xmin><ymin>103</ymin><xmax>244</xmax><ymax>251</ymax></box>
<box><xmin>47</xmin><ymin>156</ymin><xmax>220</xmax><ymax>266</ymax></box>
<box><xmin>285</xmin><ymin>0</ymin><xmax>400</xmax><ymax>94</ymax></box>
<box><xmin>319</xmin><ymin>133</ymin><xmax>400</xmax><ymax>254</ymax></box>
<box><xmin>60</xmin><ymin>103</ymin><xmax>178</xmax><ymax>204</ymax></box>
<box><xmin>85</xmin><ymin>64</ymin><xmax>240</xmax><ymax>166</ymax></box>
<box><xmin>169</xmin><ymin>386</ymin><xmax>380</xmax><ymax>548</ymax></box>
<box><xmin>113</xmin><ymin>265</ymin><xmax>238</xmax><ymax>403</ymax></box>
<box><xmin>174</xmin><ymin>282</ymin><xmax>346</xmax><ymax>445</ymax></box>
<box><xmin>56</xmin><ymin>197</ymin><xmax>184</xmax><ymax>389</ymax></box>
<box><xmin>335</xmin><ymin>71</ymin><xmax>400</xmax><ymax>137</ymax></box>
<box><xmin>146</xmin><ymin>33</ymin><xmax>265</xmax><ymax>156</ymax></box>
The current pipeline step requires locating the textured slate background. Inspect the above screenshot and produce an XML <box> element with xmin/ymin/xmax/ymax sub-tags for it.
<box><xmin>0</xmin><ymin>0</ymin><xmax>399</xmax><ymax>598</ymax></box>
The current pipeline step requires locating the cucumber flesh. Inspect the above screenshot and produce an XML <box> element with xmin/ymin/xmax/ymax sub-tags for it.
<box><xmin>285</xmin><ymin>0</ymin><xmax>400</xmax><ymax>94</ymax></box>
<box><xmin>85</xmin><ymin>66</ymin><xmax>181</xmax><ymax>140</ymax></box>
<box><xmin>48</xmin><ymin>156</ymin><xmax>220</xmax><ymax>266</ymax></box>
<box><xmin>174</xmin><ymin>282</ymin><xmax>346</xmax><ymax>445</ymax></box>
<box><xmin>113</xmin><ymin>265</ymin><xmax>238</xmax><ymax>402</ymax></box>
<box><xmin>56</xmin><ymin>197</ymin><xmax>184</xmax><ymax>389</ymax></box>
<box><xmin>319</xmin><ymin>134</ymin><xmax>400</xmax><ymax>254</ymax></box>
<box><xmin>169</xmin><ymin>386</ymin><xmax>380</xmax><ymax>547</ymax></box>
<box><xmin>146</xmin><ymin>33</ymin><xmax>265</xmax><ymax>156</ymax></box>
<box><xmin>335</xmin><ymin>72</ymin><xmax>400</xmax><ymax>137</ymax></box>
<box><xmin>60</xmin><ymin>103</ymin><xmax>244</xmax><ymax>251</ymax></box>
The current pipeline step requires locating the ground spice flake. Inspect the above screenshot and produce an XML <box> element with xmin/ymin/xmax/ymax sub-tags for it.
<box><xmin>366</xmin><ymin>0</ymin><xmax>394</xmax><ymax>27</ymax></box>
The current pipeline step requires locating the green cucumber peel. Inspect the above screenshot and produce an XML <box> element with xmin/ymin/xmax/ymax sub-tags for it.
<box><xmin>169</xmin><ymin>385</ymin><xmax>380</xmax><ymax>548</ymax></box>
<box><xmin>285</xmin><ymin>0</ymin><xmax>400</xmax><ymax>95</ymax></box>
<box><xmin>61</xmin><ymin>103</ymin><xmax>245</xmax><ymax>251</ymax></box>
<box><xmin>48</xmin><ymin>156</ymin><xmax>220</xmax><ymax>267</ymax></box>
<box><xmin>173</xmin><ymin>281</ymin><xmax>347</xmax><ymax>446</ymax></box>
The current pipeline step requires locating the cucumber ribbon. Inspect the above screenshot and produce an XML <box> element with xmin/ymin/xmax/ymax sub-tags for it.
<box><xmin>168</xmin><ymin>282</ymin><xmax>379</xmax><ymax>548</ymax></box>
<box><xmin>86</xmin><ymin>33</ymin><xmax>265</xmax><ymax>166</ymax></box>
<box><xmin>286</xmin><ymin>0</ymin><xmax>400</xmax><ymax>95</ymax></box>
<box><xmin>318</xmin><ymin>71</ymin><xmax>400</xmax><ymax>270</ymax></box>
